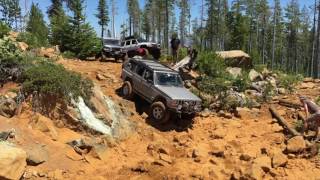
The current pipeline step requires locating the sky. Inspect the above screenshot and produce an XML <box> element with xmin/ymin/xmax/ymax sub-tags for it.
<box><xmin>21</xmin><ymin>0</ymin><xmax>313</xmax><ymax>38</ymax></box>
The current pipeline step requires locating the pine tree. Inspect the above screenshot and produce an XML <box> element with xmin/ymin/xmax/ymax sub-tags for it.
<box><xmin>96</xmin><ymin>0</ymin><xmax>109</xmax><ymax>40</ymax></box>
<box><xmin>26</xmin><ymin>3</ymin><xmax>49</xmax><ymax>47</ymax></box>
<box><xmin>48</xmin><ymin>0</ymin><xmax>67</xmax><ymax>46</ymax></box>
<box><xmin>127</xmin><ymin>0</ymin><xmax>140</xmax><ymax>36</ymax></box>
<box><xmin>178</xmin><ymin>0</ymin><xmax>190</xmax><ymax>46</ymax></box>
<box><xmin>61</xmin><ymin>0</ymin><xmax>100</xmax><ymax>59</ymax></box>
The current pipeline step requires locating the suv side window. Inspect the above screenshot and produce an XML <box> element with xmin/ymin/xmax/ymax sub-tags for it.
<box><xmin>125</xmin><ymin>61</ymin><xmax>137</xmax><ymax>71</ymax></box>
<box><xmin>143</xmin><ymin>70</ymin><xmax>153</xmax><ymax>83</ymax></box>
<box><xmin>136</xmin><ymin>65</ymin><xmax>145</xmax><ymax>76</ymax></box>
<box><xmin>125</xmin><ymin>40</ymin><xmax>130</xmax><ymax>46</ymax></box>
<box><xmin>132</xmin><ymin>40</ymin><xmax>138</xmax><ymax>45</ymax></box>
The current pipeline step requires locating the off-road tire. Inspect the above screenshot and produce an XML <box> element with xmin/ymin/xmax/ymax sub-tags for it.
<box><xmin>122</xmin><ymin>81</ymin><xmax>134</xmax><ymax>99</ymax></box>
<box><xmin>150</xmin><ymin>101</ymin><xmax>171</xmax><ymax>124</ymax></box>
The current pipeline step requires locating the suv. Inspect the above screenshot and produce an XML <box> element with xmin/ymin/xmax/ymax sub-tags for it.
<box><xmin>121</xmin><ymin>37</ymin><xmax>161</xmax><ymax>60</ymax></box>
<box><xmin>100</xmin><ymin>38</ymin><xmax>127</xmax><ymax>61</ymax></box>
<box><xmin>121</xmin><ymin>58</ymin><xmax>202</xmax><ymax>123</ymax></box>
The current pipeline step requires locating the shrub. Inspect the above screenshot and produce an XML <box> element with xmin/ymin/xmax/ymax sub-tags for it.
<box><xmin>198</xmin><ymin>77</ymin><xmax>232</xmax><ymax>96</ymax></box>
<box><xmin>62</xmin><ymin>51</ymin><xmax>76</xmax><ymax>59</ymax></box>
<box><xmin>232</xmin><ymin>72</ymin><xmax>251</xmax><ymax>92</ymax></box>
<box><xmin>0</xmin><ymin>36</ymin><xmax>21</xmax><ymax>60</ymax></box>
<box><xmin>197</xmin><ymin>51</ymin><xmax>226</xmax><ymax>78</ymax></box>
<box><xmin>278</xmin><ymin>73</ymin><xmax>303</xmax><ymax>93</ymax></box>
<box><xmin>0</xmin><ymin>22</ymin><xmax>10</xmax><ymax>38</ymax></box>
<box><xmin>178</xmin><ymin>47</ymin><xmax>188</xmax><ymax>61</ymax></box>
<box><xmin>17</xmin><ymin>32</ymin><xmax>46</xmax><ymax>49</ymax></box>
<box><xmin>294</xmin><ymin>120</ymin><xmax>304</xmax><ymax>132</ymax></box>
<box><xmin>22</xmin><ymin>61</ymin><xmax>93</xmax><ymax>103</ymax></box>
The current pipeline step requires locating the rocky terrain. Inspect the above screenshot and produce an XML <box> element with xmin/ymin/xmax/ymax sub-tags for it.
<box><xmin>1</xmin><ymin>58</ymin><xmax>320</xmax><ymax>180</ymax></box>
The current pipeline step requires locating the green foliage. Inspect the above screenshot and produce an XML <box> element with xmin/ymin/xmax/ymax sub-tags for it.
<box><xmin>0</xmin><ymin>21</ymin><xmax>10</xmax><ymax>38</ymax></box>
<box><xmin>26</xmin><ymin>3</ymin><xmax>49</xmax><ymax>47</ymax></box>
<box><xmin>0</xmin><ymin>36</ymin><xmax>21</xmax><ymax>60</ymax></box>
<box><xmin>62</xmin><ymin>51</ymin><xmax>76</xmax><ymax>59</ymax></box>
<box><xmin>277</xmin><ymin>73</ymin><xmax>303</xmax><ymax>93</ymax></box>
<box><xmin>57</xmin><ymin>0</ymin><xmax>101</xmax><ymax>59</ymax></box>
<box><xmin>178</xmin><ymin>47</ymin><xmax>188</xmax><ymax>61</ymax></box>
<box><xmin>96</xmin><ymin>0</ymin><xmax>109</xmax><ymax>39</ymax></box>
<box><xmin>17</xmin><ymin>32</ymin><xmax>42</xmax><ymax>49</ymax></box>
<box><xmin>261</xmin><ymin>82</ymin><xmax>275</xmax><ymax>102</ymax></box>
<box><xmin>197</xmin><ymin>51</ymin><xmax>227</xmax><ymax>78</ymax></box>
<box><xmin>198</xmin><ymin>77</ymin><xmax>231</xmax><ymax>96</ymax></box>
<box><xmin>294</xmin><ymin>120</ymin><xmax>304</xmax><ymax>132</ymax></box>
<box><xmin>48</xmin><ymin>3</ymin><xmax>68</xmax><ymax>46</ymax></box>
<box><xmin>60</xmin><ymin>22</ymin><xmax>101</xmax><ymax>59</ymax></box>
<box><xmin>22</xmin><ymin>61</ymin><xmax>93</xmax><ymax>103</ymax></box>
<box><xmin>232</xmin><ymin>72</ymin><xmax>250</xmax><ymax>92</ymax></box>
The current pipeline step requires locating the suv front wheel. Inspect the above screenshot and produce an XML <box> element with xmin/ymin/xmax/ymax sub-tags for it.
<box><xmin>150</xmin><ymin>101</ymin><xmax>171</xmax><ymax>124</ymax></box>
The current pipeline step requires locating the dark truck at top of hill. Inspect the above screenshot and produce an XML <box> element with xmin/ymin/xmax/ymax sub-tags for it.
<box><xmin>121</xmin><ymin>58</ymin><xmax>202</xmax><ymax>123</ymax></box>
<box><xmin>99</xmin><ymin>38</ymin><xmax>127</xmax><ymax>61</ymax></box>
<box><xmin>121</xmin><ymin>37</ymin><xmax>161</xmax><ymax>60</ymax></box>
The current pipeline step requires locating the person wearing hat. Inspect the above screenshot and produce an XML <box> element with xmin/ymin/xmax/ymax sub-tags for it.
<box><xmin>299</xmin><ymin>96</ymin><xmax>320</xmax><ymax>141</ymax></box>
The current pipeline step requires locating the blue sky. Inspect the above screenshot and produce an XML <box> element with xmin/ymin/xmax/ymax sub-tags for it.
<box><xmin>22</xmin><ymin>0</ymin><xmax>313</xmax><ymax>38</ymax></box>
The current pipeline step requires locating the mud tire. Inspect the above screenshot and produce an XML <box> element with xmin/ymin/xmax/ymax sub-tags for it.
<box><xmin>150</xmin><ymin>101</ymin><xmax>171</xmax><ymax>124</ymax></box>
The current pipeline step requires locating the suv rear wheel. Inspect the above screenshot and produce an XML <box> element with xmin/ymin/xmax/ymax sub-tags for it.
<box><xmin>122</xmin><ymin>81</ymin><xmax>134</xmax><ymax>99</ymax></box>
<box><xmin>150</xmin><ymin>101</ymin><xmax>171</xmax><ymax>123</ymax></box>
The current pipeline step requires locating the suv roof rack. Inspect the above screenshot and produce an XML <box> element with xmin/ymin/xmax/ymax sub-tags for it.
<box><xmin>131</xmin><ymin>58</ymin><xmax>177</xmax><ymax>73</ymax></box>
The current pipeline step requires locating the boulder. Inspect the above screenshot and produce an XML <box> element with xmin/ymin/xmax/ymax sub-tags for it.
<box><xmin>277</xmin><ymin>88</ymin><xmax>286</xmax><ymax>95</ymax></box>
<box><xmin>0</xmin><ymin>142</ymin><xmax>27</xmax><ymax>180</ymax></box>
<box><xmin>286</xmin><ymin>136</ymin><xmax>306</xmax><ymax>153</ymax></box>
<box><xmin>30</xmin><ymin>114</ymin><xmax>59</xmax><ymax>141</ymax></box>
<box><xmin>200</xmin><ymin>108</ymin><xmax>211</xmax><ymax>118</ymax></box>
<box><xmin>26</xmin><ymin>145</ymin><xmax>48</xmax><ymax>166</ymax></box>
<box><xmin>0</xmin><ymin>96</ymin><xmax>17</xmax><ymax>118</ymax></box>
<box><xmin>226</xmin><ymin>67</ymin><xmax>242</xmax><ymax>78</ymax></box>
<box><xmin>251</xmin><ymin>81</ymin><xmax>268</xmax><ymax>92</ymax></box>
<box><xmin>249</xmin><ymin>69</ymin><xmax>263</xmax><ymax>81</ymax></box>
<box><xmin>272</xmin><ymin>153</ymin><xmax>288</xmax><ymax>168</ymax></box>
<box><xmin>17</xmin><ymin>42</ymin><xmax>28</xmax><ymax>51</ymax></box>
<box><xmin>300</xmin><ymin>82</ymin><xmax>315</xmax><ymax>89</ymax></box>
<box><xmin>235</xmin><ymin>107</ymin><xmax>252</xmax><ymax>119</ymax></box>
<box><xmin>303</xmin><ymin>77</ymin><xmax>314</xmax><ymax>82</ymax></box>
<box><xmin>266</xmin><ymin>76</ymin><xmax>277</xmax><ymax>87</ymax></box>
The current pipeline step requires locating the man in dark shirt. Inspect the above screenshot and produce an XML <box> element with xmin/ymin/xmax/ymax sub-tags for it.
<box><xmin>300</xmin><ymin>96</ymin><xmax>320</xmax><ymax>141</ymax></box>
<box><xmin>170</xmin><ymin>34</ymin><xmax>180</xmax><ymax>64</ymax></box>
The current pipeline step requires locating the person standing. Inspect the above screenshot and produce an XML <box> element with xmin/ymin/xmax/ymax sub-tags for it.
<box><xmin>170</xmin><ymin>33</ymin><xmax>180</xmax><ymax>64</ymax></box>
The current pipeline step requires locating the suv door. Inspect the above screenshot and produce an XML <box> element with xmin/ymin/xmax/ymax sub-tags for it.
<box><xmin>140</xmin><ymin>69</ymin><xmax>155</xmax><ymax>101</ymax></box>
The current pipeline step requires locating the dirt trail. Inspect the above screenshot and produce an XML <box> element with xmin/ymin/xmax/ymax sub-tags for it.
<box><xmin>1</xmin><ymin>59</ymin><xmax>320</xmax><ymax>179</ymax></box>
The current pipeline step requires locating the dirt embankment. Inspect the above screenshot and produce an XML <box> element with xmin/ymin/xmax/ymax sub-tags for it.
<box><xmin>1</xmin><ymin>59</ymin><xmax>320</xmax><ymax>179</ymax></box>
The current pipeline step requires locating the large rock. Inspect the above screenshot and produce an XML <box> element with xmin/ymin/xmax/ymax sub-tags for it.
<box><xmin>300</xmin><ymin>82</ymin><xmax>315</xmax><ymax>89</ymax></box>
<box><xmin>0</xmin><ymin>142</ymin><xmax>27</xmax><ymax>180</ymax></box>
<box><xmin>17</xmin><ymin>42</ymin><xmax>28</xmax><ymax>51</ymax></box>
<box><xmin>26</xmin><ymin>145</ymin><xmax>48</xmax><ymax>166</ymax></box>
<box><xmin>272</xmin><ymin>153</ymin><xmax>288</xmax><ymax>168</ymax></box>
<box><xmin>226</xmin><ymin>67</ymin><xmax>242</xmax><ymax>78</ymax></box>
<box><xmin>0</xmin><ymin>96</ymin><xmax>17</xmax><ymax>118</ymax></box>
<box><xmin>235</xmin><ymin>107</ymin><xmax>252</xmax><ymax>119</ymax></box>
<box><xmin>286</xmin><ymin>136</ymin><xmax>306</xmax><ymax>153</ymax></box>
<box><xmin>30</xmin><ymin>114</ymin><xmax>59</xmax><ymax>141</ymax></box>
<box><xmin>249</xmin><ymin>69</ymin><xmax>263</xmax><ymax>81</ymax></box>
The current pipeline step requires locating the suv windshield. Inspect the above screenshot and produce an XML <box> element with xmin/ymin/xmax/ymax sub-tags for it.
<box><xmin>155</xmin><ymin>72</ymin><xmax>183</xmax><ymax>87</ymax></box>
<box><xmin>103</xmin><ymin>39</ymin><xmax>120</xmax><ymax>45</ymax></box>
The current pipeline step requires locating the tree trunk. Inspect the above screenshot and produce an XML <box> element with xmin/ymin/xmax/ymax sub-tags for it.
<box><xmin>271</xmin><ymin>2</ymin><xmax>277</xmax><ymax>70</ymax></box>
<box><xmin>315</xmin><ymin>3</ymin><xmax>320</xmax><ymax>78</ymax></box>
<box><xmin>311</xmin><ymin>0</ymin><xmax>317</xmax><ymax>77</ymax></box>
